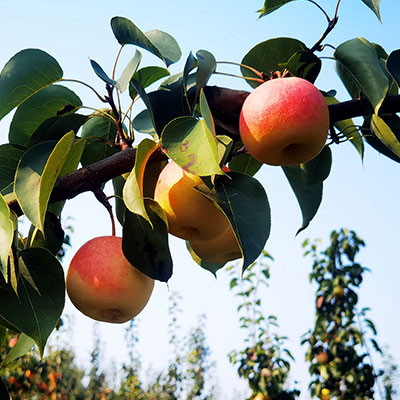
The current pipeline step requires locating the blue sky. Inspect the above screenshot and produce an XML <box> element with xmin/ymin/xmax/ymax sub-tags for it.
<box><xmin>1</xmin><ymin>1</ymin><xmax>400</xmax><ymax>398</ymax></box>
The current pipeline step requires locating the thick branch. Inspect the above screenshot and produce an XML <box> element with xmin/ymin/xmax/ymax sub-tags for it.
<box><xmin>7</xmin><ymin>86</ymin><xmax>400</xmax><ymax>216</ymax></box>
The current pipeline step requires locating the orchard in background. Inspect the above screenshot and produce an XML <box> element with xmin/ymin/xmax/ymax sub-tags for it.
<box><xmin>0</xmin><ymin>0</ymin><xmax>399</xmax><ymax>398</ymax></box>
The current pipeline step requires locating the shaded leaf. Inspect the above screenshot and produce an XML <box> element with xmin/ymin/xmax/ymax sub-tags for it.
<box><xmin>185</xmin><ymin>241</ymin><xmax>225</xmax><ymax>276</ymax></box>
<box><xmin>282</xmin><ymin>50</ymin><xmax>321</xmax><ymax>83</ymax></box>
<box><xmin>241</xmin><ymin>37</ymin><xmax>306</xmax><ymax>88</ymax></box>
<box><xmin>257</xmin><ymin>0</ymin><xmax>297</xmax><ymax>17</ymax></box>
<box><xmin>283</xmin><ymin>148</ymin><xmax>331</xmax><ymax>234</ymax></box>
<box><xmin>122</xmin><ymin>199</ymin><xmax>172</xmax><ymax>282</ymax></box>
<box><xmin>335</xmin><ymin>38</ymin><xmax>389</xmax><ymax>112</ymax></box>
<box><xmin>15</xmin><ymin>131</ymin><xmax>75</xmax><ymax>233</ymax></box>
<box><xmin>214</xmin><ymin>172</ymin><xmax>271</xmax><ymax>272</ymax></box>
<box><xmin>0</xmin><ymin>377</ymin><xmax>10</xmax><ymax>400</ymax></box>
<box><xmin>113</xmin><ymin>175</ymin><xmax>126</xmax><ymax>226</ymax></box>
<box><xmin>195</xmin><ymin>50</ymin><xmax>216</xmax><ymax>99</ymax></box>
<box><xmin>0</xmin><ymin>144</ymin><xmax>25</xmax><ymax>194</ymax></box>
<box><xmin>90</xmin><ymin>59</ymin><xmax>117</xmax><ymax>86</ymax></box>
<box><xmin>229</xmin><ymin>153</ymin><xmax>262</xmax><ymax>176</ymax></box>
<box><xmin>28</xmin><ymin>113</ymin><xmax>88</xmax><ymax>147</ymax></box>
<box><xmin>129</xmin><ymin>66</ymin><xmax>170</xmax><ymax>100</ymax></box>
<box><xmin>387</xmin><ymin>49</ymin><xmax>400</xmax><ymax>86</ymax></box>
<box><xmin>9</xmin><ymin>85</ymin><xmax>82</xmax><ymax>147</ymax></box>
<box><xmin>132</xmin><ymin>109</ymin><xmax>156</xmax><ymax>136</ymax></box>
<box><xmin>80</xmin><ymin>111</ymin><xmax>119</xmax><ymax>167</ymax></box>
<box><xmin>0</xmin><ymin>49</ymin><xmax>63</xmax><ymax>121</ymax></box>
<box><xmin>111</xmin><ymin>17</ymin><xmax>181</xmax><ymax>66</ymax></box>
<box><xmin>0</xmin><ymin>247</ymin><xmax>65</xmax><ymax>357</ymax></box>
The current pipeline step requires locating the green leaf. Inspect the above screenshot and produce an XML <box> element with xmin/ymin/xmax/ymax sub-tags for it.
<box><xmin>122</xmin><ymin>199</ymin><xmax>172</xmax><ymax>282</ymax></box>
<box><xmin>129</xmin><ymin>66</ymin><xmax>170</xmax><ymax>100</ymax></box>
<box><xmin>29</xmin><ymin>212</ymin><xmax>64</xmax><ymax>256</ymax></box>
<box><xmin>132</xmin><ymin>109</ymin><xmax>156</xmax><ymax>136</ymax></box>
<box><xmin>111</xmin><ymin>17</ymin><xmax>181</xmax><ymax>67</ymax></box>
<box><xmin>9</xmin><ymin>85</ymin><xmax>82</xmax><ymax>147</ymax></box>
<box><xmin>195</xmin><ymin>50</ymin><xmax>216</xmax><ymax>99</ymax></box>
<box><xmin>0</xmin><ymin>247</ymin><xmax>65</xmax><ymax>357</ymax></box>
<box><xmin>0</xmin><ymin>376</ymin><xmax>10</xmax><ymax>400</ymax></box>
<box><xmin>161</xmin><ymin>116</ymin><xmax>222</xmax><ymax>176</ymax></box>
<box><xmin>145</xmin><ymin>30</ymin><xmax>182</xmax><ymax>66</ymax></box>
<box><xmin>282</xmin><ymin>50</ymin><xmax>321</xmax><ymax>83</ymax></box>
<box><xmin>360</xmin><ymin>0</ymin><xmax>382</xmax><ymax>22</ymax></box>
<box><xmin>257</xmin><ymin>0</ymin><xmax>297</xmax><ymax>17</ymax></box>
<box><xmin>47</xmin><ymin>139</ymin><xmax>86</xmax><ymax>216</ymax></box>
<box><xmin>229</xmin><ymin>153</ymin><xmax>262</xmax><ymax>176</ymax></box>
<box><xmin>90</xmin><ymin>59</ymin><xmax>117</xmax><ymax>86</ymax></box>
<box><xmin>199</xmin><ymin>89</ymin><xmax>216</xmax><ymax>137</ymax></box>
<box><xmin>214</xmin><ymin>172</ymin><xmax>271</xmax><ymax>272</ymax></box>
<box><xmin>283</xmin><ymin>148</ymin><xmax>331</xmax><ymax>234</ymax></box>
<box><xmin>123</xmin><ymin>138</ymin><xmax>158</xmax><ymax>222</ymax></box>
<box><xmin>1</xmin><ymin>333</ymin><xmax>35</xmax><ymax>367</ymax></box>
<box><xmin>0</xmin><ymin>49</ymin><xmax>63</xmax><ymax>121</ymax></box>
<box><xmin>241</xmin><ymin>38</ymin><xmax>306</xmax><ymax>88</ymax></box>
<box><xmin>363</xmin><ymin>114</ymin><xmax>400</xmax><ymax>163</ymax></box>
<box><xmin>113</xmin><ymin>175</ymin><xmax>126</xmax><ymax>226</ymax></box>
<box><xmin>371</xmin><ymin>114</ymin><xmax>400</xmax><ymax>158</ymax></box>
<box><xmin>387</xmin><ymin>50</ymin><xmax>400</xmax><ymax>86</ymax></box>
<box><xmin>0</xmin><ymin>144</ymin><xmax>25</xmax><ymax>193</ymax></box>
<box><xmin>28</xmin><ymin>113</ymin><xmax>88</xmax><ymax>148</ymax></box>
<box><xmin>335</xmin><ymin>38</ymin><xmax>389</xmax><ymax>112</ymax></box>
<box><xmin>80</xmin><ymin>111</ymin><xmax>119</xmax><ymax>167</ymax></box>
<box><xmin>0</xmin><ymin>194</ymin><xmax>14</xmax><ymax>280</ymax></box>
<box><xmin>325</xmin><ymin>96</ymin><xmax>364</xmax><ymax>158</ymax></box>
<box><xmin>15</xmin><ymin>131</ymin><xmax>75</xmax><ymax>233</ymax></box>
<box><xmin>185</xmin><ymin>241</ymin><xmax>225</xmax><ymax>276</ymax></box>
<box><xmin>116</xmin><ymin>50</ymin><xmax>142</xmax><ymax>93</ymax></box>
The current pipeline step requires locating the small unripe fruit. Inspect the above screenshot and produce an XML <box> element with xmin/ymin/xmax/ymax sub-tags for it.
<box><xmin>66</xmin><ymin>236</ymin><xmax>154</xmax><ymax>323</ymax></box>
<box><xmin>239</xmin><ymin>77</ymin><xmax>329</xmax><ymax>166</ymax></box>
<box><xmin>154</xmin><ymin>160</ymin><xmax>230</xmax><ymax>241</ymax></box>
<box><xmin>315</xmin><ymin>351</ymin><xmax>329</xmax><ymax>364</ymax></box>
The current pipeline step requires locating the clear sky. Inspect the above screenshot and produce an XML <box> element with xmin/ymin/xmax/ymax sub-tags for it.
<box><xmin>1</xmin><ymin>1</ymin><xmax>400</xmax><ymax>399</ymax></box>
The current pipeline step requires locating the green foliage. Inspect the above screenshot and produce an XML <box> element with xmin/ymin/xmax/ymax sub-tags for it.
<box><xmin>302</xmin><ymin>229</ymin><xmax>383</xmax><ymax>399</ymax></box>
<box><xmin>228</xmin><ymin>254</ymin><xmax>300</xmax><ymax>399</ymax></box>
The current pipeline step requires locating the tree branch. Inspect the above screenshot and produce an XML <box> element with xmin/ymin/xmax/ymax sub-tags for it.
<box><xmin>7</xmin><ymin>86</ymin><xmax>400</xmax><ymax>217</ymax></box>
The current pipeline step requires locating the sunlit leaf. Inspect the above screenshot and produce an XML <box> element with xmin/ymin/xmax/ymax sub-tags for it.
<box><xmin>371</xmin><ymin>114</ymin><xmax>400</xmax><ymax>158</ymax></box>
<box><xmin>1</xmin><ymin>333</ymin><xmax>35</xmax><ymax>366</ymax></box>
<box><xmin>0</xmin><ymin>49</ymin><xmax>63</xmax><ymax>121</ymax></box>
<box><xmin>15</xmin><ymin>131</ymin><xmax>75</xmax><ymax>233</ymax></box>
<box><xmin>123</xmin><ymin>138</ymin><xmax>158</xmax><ymax>222</ymax></box>
<box><xmin>360</xmin><ymin>0</ymin><xmax>382</xmax><ymax>22</ymax></box>
<box><xmin>161</xmin><ymin>116</ymin><xmax>222</xmax><ymax>176</ymax></box>
<box><xmin>116</xmin><ymin>50</ymin><xmax>142</xmax><ymax>93</ymax></box>
<box><xmin>0</xmin><ymin>194</ymin><xmax>13</xmax><ymax>280</ymax></box>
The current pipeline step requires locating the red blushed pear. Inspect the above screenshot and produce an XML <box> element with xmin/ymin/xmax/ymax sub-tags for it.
<box><xmin>66</xmin><ymin>236</ymin><xmax>154</xmax><ymax>323</ymax></box>
<box><xmin>239</xmin><ymin>76</ymin><xmax>330</xmax><ymax>166</ymax></box>
<box><xmin>154</xmin><ymin>160</ymin><xmax>231</xmax><ymax>241</ymax></box>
